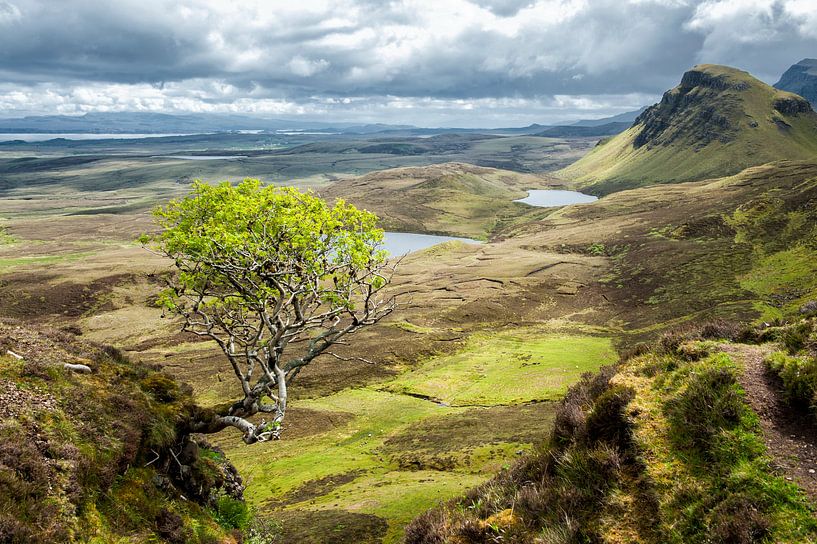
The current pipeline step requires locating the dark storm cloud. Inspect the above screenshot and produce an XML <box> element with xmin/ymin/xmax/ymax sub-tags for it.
<box><xmin>0</xmin><ymin>0</ymin><xmax>815</xmax><ymax>125</ymax></box>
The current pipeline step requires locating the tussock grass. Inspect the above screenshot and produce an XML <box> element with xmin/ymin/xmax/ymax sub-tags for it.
<box><xmin>406</xmin><ymin>325</ymin><xmax>817</xmax><ymax>543</ymax></box>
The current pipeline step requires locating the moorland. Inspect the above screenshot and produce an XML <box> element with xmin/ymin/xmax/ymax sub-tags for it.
<box><xmin>2</xmin><ymin>63</ymin><xmax>817</xmax><ymax>543</ymax></box>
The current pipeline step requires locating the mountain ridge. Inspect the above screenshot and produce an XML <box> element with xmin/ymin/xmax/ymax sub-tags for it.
<box><xmin>556</xmin><ymin>64</ymin><xmax>817</xmax><ymax>194</ymax></box>
<box><xmin>775</xmin><ymin>58</ymin><xmax>817</xmax><ymax>106</ymax></box>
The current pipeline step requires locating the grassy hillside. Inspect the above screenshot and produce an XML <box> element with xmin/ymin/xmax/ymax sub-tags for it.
<box><xmin>407</xmin><ymin>319</ymin><xmax>817</xmax><ymax>543</ymax></box>
<box><xmin>557</xmin><ymin>65</ymin><xmax>817</xmax><ymax>194</ymax></box>
<box><xmin>0</xmin><ymin>321</ymin><xmax>244</xmax><ymax>543</ymax></box>
<box><xmin>320</xmin><ymin>162</ymin><xmax>557</xmax><ymax>239</ymax></box>
<box><xmin>2</xmin><ymin>158</ymin><xmax>816</xmax><ymax>542</ymax></box>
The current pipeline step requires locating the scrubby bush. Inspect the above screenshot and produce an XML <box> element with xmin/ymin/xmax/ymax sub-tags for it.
<box><xmin>781</xmin><ymin>321</ymin><xmax>813</xmax><ymax>353</ymax></box>
<box><xmin>245</xmin><ymin>516</ymin><xmax>284</xmax><ymax>544</ymax></box>
<box><xmin>665</xmin><ymin>357</ymin><xmax>747</xmax><ymax>455</ymax></box>
<box><xmin>764</xmin><ymin>351</ymin><xmax>817</xmax><ymax>409</ymax></box>
<box><xmin>0</xmin><ymin>321</ymin><xmax>240</xmax><ymax>543</ymax></box>
<box><xmin>585</xmin><ymin>385</ymin><xmax>635</xmax><ymax>449</ymax></box>
<box><xmin>709</xmin><ymin>493</ymin><xmax>770</xmax><ymax>544</ymax></box>
<box><xmin>214</xmin><ymin>495</ymin><xmax>251</xmax><ymax>531</ymax></box>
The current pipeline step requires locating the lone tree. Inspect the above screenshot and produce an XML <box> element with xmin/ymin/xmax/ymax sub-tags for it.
<box><xmin>143</xmin><ymin>179</ymin><xmax>396</xmax><ymax>443</ymax></box>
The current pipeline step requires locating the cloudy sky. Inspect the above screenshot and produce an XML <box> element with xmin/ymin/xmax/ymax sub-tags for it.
<box><xmin>0</xmin><ymin>0</ymin><xmax>815</xmax><ymax>127</ymax></box>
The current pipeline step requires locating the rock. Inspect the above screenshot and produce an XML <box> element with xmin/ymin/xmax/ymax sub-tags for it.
<box><xmin>800</xmin><ymin>300</ymin><xmax>817</xmax><ymax>315</ymax></box>
<box><xmin>556</xmin><ymin>283</ymin><xmax>580</xmax><ymax>295</ymax></box>
<box><xmin>63</xmin><ymin>363</ymin><xmax>92</xmax><ymax>373</ymax></box>
<box><xmin>774</xmin><ymin>95</ymin><xmax>813</xmax><ymax>116</ymax></box>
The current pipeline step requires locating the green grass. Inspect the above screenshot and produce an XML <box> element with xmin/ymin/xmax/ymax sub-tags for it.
<box><xmin>0</xmin><ymin>250</ymin><xmax>97</xmax><ymax>271</ymax></box>
<box><xmin>626</xmin><ymin>350</ymin><xmax>817</xmax><ymax>543</ymax></box>
<box><xmin>382</xmin><ymin>332</ymin><xmax>616</xmax><ymax>406</ymax></box>
<box><xmin>303</xmin><ymin>470</ymin><xmax>484</xmax><ymax>544</ymax></box>
<box><xmin>220</xmin><ymin>329</ymin><xmax>612</xmax><ymax>543</ymax></box>
<box><xmin>406</xmin><ymin>333</ymin><xmax>817</xmax><ymax>543</ymax></box>
<box><xmin>228</xmin><ymin>389</ymin><xmax>458</xmax><ymax>506</ymax></box>
<box><xmin>739</xmin><ymin>246</ymin><xmax>817</xmax><ymax>316</ymax></box>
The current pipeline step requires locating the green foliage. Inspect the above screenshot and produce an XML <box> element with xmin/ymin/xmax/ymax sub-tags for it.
<box><xmin>213</xmin><ymin>495</ymin><xmax>251</xmax><ymax>530</ymax></box>
<box><xmin>664</xmin><ymin>354</ymin><xmax>749</xmax><ymax>456</ymax></box>
<box><xmin>765</xmin><ymin>351</ymin><xmax>817</xmax><ymax>409</ymax></box>
<box><xmin>144</xmin><ymin>179</ymin><xmax>387</xmax><ymax>314</ymax></box>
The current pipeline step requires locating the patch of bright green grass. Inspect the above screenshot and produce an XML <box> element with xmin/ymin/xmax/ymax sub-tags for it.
<box><xmin>382</xmin><ymin>332</ymin><xmax>616</xmax><ymax>406</ymax></box>
<box><xmin>223</xmin><ymin>331</ymin><xmax>612</xmax><ymax>542</ymax></box>
<box><xmin>739</xmin><ymin>245</ymin><xmax>817</xmax><ymax>317</ymax></box>
<box><xmin>301</xmin><ymin>470</ymin><xmax>484</xmax><ymax>544</ymax></box>
<box><xmin>0</xmin><ymin>251</ymin><xmax>97</xmax><ymax>271</ymax></box>
<box><xmin>228</xmin><ymin>389</ymin><xmax>462</xmax><ymax>506</ymax></box>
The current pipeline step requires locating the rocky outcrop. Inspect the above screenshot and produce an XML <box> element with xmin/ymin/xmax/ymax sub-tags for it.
<box><xmin>775</xmin><ymin>59</ymin><xmax>817</xmax><ymax>106</ymax></box>
<box><xmin>773</xmin><ymin>94</ymin><xmax>813</xmax><ymax>116</ymax></box>
<box><xmin>633</xmin><ymin>67</ymin><xmax>741</xmax><ymax>149</ymax></box>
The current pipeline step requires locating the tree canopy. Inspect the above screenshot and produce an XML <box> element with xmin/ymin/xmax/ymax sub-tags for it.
<box><xmin>142</xmin><ymin>179</ymin><xmax>396</xmax><ymax>443</ymax></box>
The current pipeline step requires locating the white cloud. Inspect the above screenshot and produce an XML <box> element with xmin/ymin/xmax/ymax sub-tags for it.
<box><xmin>0</xmin><ymin>0</ymin><xmax>814</xmax><ymax>124</ymax></box>
<box><xmin>288</xmin><ymin>56</ymin><xmax>331</xmax><ymax>77</ymax></box>
<box><xmin>0</xmin><ymin>1</ymin><xmax>20</xmax><ymax>24</ymax></box>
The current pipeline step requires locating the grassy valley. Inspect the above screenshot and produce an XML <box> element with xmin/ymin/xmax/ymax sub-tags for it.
<box><xmin>2</xmin><ymin>60</ymin><xmax>817</xmax><ymax>544</ymax></box>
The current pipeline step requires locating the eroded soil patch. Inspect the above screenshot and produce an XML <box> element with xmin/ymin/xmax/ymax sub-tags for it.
<box><xmin>0</xmin><ymin>272</ymin><xmax>134</xmax><ymax>320</ymax></box>
<box><xmin>380</xmin><ymin>402</ymin><xmax>556</xmax><ymax>454</ymax></box>
<box><xmin>274</xmin><ymin>509</ymin><xmax>388</xmax><ymax>544</ymax></box>
<box><xmin>266</xmin><ymin>470</ymin><xmax>365</xmax><ymax>509</ymax></box>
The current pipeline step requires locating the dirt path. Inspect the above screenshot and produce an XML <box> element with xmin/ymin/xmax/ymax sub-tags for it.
<box><xmin>722</xmin><ymin>344</ymin><xmax>817</xmax><ymax>500</ymax></box>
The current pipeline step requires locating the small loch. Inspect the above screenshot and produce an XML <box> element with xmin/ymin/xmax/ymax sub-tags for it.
<box><xmin>381</xmin><ymin>232</ymin><xmax>480</xmax><ymax>255</ymax></box>
<box><xmin>515</xmin><ymin>189</ymin><xmax>598</xmax><ymax>207</ymax></box>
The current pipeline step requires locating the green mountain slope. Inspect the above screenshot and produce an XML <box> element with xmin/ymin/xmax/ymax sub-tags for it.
<box><xmin>557</xmin><ymin>65</ymin><xmax>817</xmax><ymax>194</ymax></box>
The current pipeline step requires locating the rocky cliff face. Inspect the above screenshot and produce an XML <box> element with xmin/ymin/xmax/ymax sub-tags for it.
<box><xmin>632</xmin><ymin>67</ymin><xmax>746</xmax><ymax>149</ymax></box>
<box><xmin>775</xmin><ymin>59</ymin><xmax>817</xmax><ymax>106</ymax></box>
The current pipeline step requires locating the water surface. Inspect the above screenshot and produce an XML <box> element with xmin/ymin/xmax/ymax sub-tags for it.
<box><xmin>515</xmin><ymin>189</ymin><xmax>597</xmax><ymax>207</ymax></box>
<box><xmin>161</xmin><ymin>155</ymin><xmax>248</xmax><ymax>161</ymax></box>
<box><xmin>381</xmin><ymin>232</ymin><xmax>480</xmax><ymax>255</ymax></box>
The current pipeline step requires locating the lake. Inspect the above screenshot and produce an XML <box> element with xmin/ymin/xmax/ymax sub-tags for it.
<box><xmin>160</xmin><ymin>155</ymin><xmax>249</xmax><ymax>161</ymax></box>
<box><xmin>515</xmin><ymin>189</ymin><xmax>598</xmax><ymax>207</ymax></box>
<box><xmin>381</xmin><ymin>232</ymin><xmax>480</xmax><ymax>255</ymax></box>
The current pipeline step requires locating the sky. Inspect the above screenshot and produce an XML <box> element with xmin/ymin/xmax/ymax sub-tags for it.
<box><xmin>0</xmin><ymin>0</ymin><xmax>815</xmax><ymax>127</ymax></box>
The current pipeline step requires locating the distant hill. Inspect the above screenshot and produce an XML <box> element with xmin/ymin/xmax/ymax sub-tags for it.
<box><xmin>775</xmin><ymin>58</ymin><xmax>817</xmax><ymax>106</ymax></box>
<box><xmin>536</xmin><ymin>121</ymin><xmax>630</xmax><ymax>138</ymax></box>
<box><xmin>570</xmin><ymin>107</ymin><xmax>647</xmax><ymax>127</ymax></box>
<box><xmin>320</xmin><ymin>162</ymin><xmax>553</xmax><ymax>239</ymax></box>
<box><xmin>556</xmin><ymin>64</ymin><xmax>817</xmax><ymax>194</ymax></box>
<box><xmin>0</xmin><ymin>111</ymin><xmax>416</xmax><ymax>134</ymax></box>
